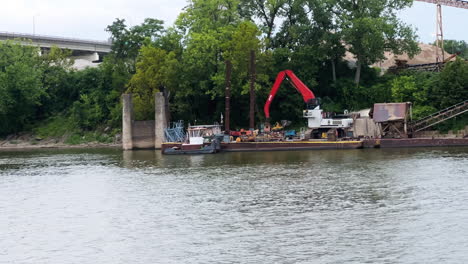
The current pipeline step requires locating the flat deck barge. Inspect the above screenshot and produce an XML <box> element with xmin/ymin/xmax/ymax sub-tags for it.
<box><xmin>162</xmin><ymin>138</ymin><xmax>468</xmax><ymax>153</ymax></box>
<box><xmin>220</xmin><ymin>141</ymin><xmax>362</xmax><ymax>151</ymax></box>
<box><xmin>163</xmin><ymin>140</ymin><xmax>362</xmax><ymax>152</ymax></box>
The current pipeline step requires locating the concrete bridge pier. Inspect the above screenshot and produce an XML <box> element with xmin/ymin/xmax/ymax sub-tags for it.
<box><xmin>121</xmin><ymin>92</ymin><xmax>167</xmax><ymax>150</ymax></box>
<box><xmin>155</xmin><ymin>92</ymin><xmax>167</xmax><ymax>149</ymax></box>
<box><xmin>122</xmin><ymin>94</ymin><xmax>134</xmax><ymax>150</ymax></box>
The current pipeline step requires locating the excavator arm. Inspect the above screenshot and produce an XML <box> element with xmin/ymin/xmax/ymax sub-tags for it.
<box><xmin>264</xmin><ymin>70</ymin><xmax>316</xmax><ymax>119</ymax></box>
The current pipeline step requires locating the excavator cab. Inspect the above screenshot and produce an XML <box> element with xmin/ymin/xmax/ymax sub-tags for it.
<box><xmin>306</xmin><ymin>98</ymin><xmax>321</xmax><ymax>109</ymax></box>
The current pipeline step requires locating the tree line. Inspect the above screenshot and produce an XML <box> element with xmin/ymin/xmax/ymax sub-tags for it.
<box><xmin>0</xmin><ymin>0</ymin><xmax>466</xmax><ymax>139</ymax></box>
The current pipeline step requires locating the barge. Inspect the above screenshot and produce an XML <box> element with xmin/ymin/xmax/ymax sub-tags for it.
<box><xmin>162</xmin><ymin>138</ymin><xmax>468</xmax><ymax>153</ymax></box>
<box><xmin>372</xmin><ymin>138</ymin><xmax>468</xmax><ymax>148</ymax></box>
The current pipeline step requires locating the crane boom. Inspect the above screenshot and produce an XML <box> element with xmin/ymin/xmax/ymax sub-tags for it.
<box><xmin>264</xmin><ymin>70</ymin><xmax>316</xmax><ymax>119</ymax></box>
<box><xmin>415</xmin><ymin>0</ymin><xmax>468</xmax><ymax>9</ymax></box>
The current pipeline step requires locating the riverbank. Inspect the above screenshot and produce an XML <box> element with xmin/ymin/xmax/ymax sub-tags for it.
<box><xmin>0</xmin><ymin>134</ymin><xmax>120</xmax><ymax>150</ymax></box>
<box><xmin>0</xmin><ymin>141</ymin><xmax>120</xmax><ymax>151</ymax></box>
<box><xmin>3</xmin><ymin>134</ymin><xmax>468</xmax><ymax>151</ymax></box>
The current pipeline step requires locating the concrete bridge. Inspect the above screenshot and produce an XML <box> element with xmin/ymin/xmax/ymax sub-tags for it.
<box><xmin>0</xmin><ymin>31</ymin><xmax>112</xmax><ymax>68</ymax></box>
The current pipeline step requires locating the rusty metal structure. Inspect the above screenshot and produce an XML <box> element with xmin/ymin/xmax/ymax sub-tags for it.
<box><xmin>372</xmin><ymin>103</ymin><xmax>412</xmax><ymax>138</ymax></box>
<box><xmin>436</xmin><ymin>3</ymin><xmax>444</xmax><ymax>65</ymax></box>
<box><xmin>416</xmin><ymin>0</ymin><xmax>468</xmax><ymax>9</ymax></box>
<box><xmin>415</xmin><ymin>0</ymin><xmax>468</xmax><ymax>69</ymax></box>
<box><xmin>388</xmin><ymin>52</ymin><xmax>461</xmax><ymax>72</ymax></box>
<box><xmin>410</xmin><ymin>99</ymin><xmax>468</xmax><ymax>133</ymax></box>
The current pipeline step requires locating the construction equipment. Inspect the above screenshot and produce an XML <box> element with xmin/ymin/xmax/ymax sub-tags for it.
<box><xmin>271</xmin><ymin>122</ymin><xmax>284</xmax><ymax>131</ymax></box>
<box><xmin>372</xmin><ymin>103</ymin><xmax>412</xmax><ymax>138</ymax></box>
<box><xmin>410</xmin><ymin>99</ymin><xmax>468</xmax><ymax>133</ymax></box>
<box><xmin>164</xmin><ymin>120</ymin><xmax>186</xmax><ymax>142</ymax></box>
<box><xmin>389</xmin><ymin>52</ymin><xmax>460</xmax><ymax>73</ymax></box>
<box><xmin>263</xmin><ymin>70</ymin><xmax>353</xmax><ymax>138</ymax></box>
<box><xmin>264</xmin><ymin>70</ymin><xmax>317</xmax><ymax>119</ymax></box>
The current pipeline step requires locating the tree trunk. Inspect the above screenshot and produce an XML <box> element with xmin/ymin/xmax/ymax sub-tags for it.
<box><xmin>224</xmin><ymin>60</ymin><xmax>232</xmax><ymax>133</ymax></box>
<box><xmin>354</xmin><ymin>60</ymin><xmax>361</xmax><ymax>85</ymax></box>
<box><xmin>164</xmin><ymin>89</ymin><xmax>171</xmax><ymax>123</ymax></box>
<box><xmin>331</xmin><ymin>59</ymin><xmax>336</xmax><ymax>83</ymax></box>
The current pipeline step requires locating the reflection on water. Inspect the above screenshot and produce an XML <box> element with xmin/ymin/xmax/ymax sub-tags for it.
<box><xmin>1</xmin><ymin>147</ymin><xmax>468</xmax><ymax>263</ymax></box>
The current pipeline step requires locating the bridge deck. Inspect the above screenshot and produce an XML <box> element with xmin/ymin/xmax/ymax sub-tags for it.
<box><xmin>0</xmin><ymin>32</ymin><xmax>111</xmax><ymax>53</ymax></box>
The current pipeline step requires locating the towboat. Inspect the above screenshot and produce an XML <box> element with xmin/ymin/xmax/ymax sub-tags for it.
<box><xmin>163</xmin><ymin>124</ymin><xmax>222</xmax><ymax>155</ymax></box>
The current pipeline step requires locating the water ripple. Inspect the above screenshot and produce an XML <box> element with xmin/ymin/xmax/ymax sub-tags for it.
<box><xmin>0</xmin><ymin>147</ymin><xmax>467</xmax><ymax>263</ymax></box>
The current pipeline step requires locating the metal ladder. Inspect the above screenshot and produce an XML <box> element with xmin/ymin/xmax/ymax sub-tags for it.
<box><xmin>410</xmin><ymin>100</ymin><xmax>468</xmax><ymax>132</ymax></box>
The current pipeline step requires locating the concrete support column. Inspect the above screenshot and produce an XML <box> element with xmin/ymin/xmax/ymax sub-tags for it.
<box><xmin>155</xmin><ymin>92</ymin><xmax>167</xmax><ymax>149</ymax></box>
<box><xmin>122</xmin><ymin>94</ymin><xmax>134</xmax><ymax>150</ymax></box>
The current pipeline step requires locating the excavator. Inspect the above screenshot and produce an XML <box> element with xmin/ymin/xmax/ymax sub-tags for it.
<box><xmin>264</xmin><ymin>70</ymin><xmax>353</xmax><ymax>138</ymax></box>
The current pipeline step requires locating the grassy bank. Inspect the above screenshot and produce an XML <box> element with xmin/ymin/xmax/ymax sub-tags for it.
<box><xmin>0</xmin><ymin>115</ymin><xmax>121</xmax><ymax>149</ymax></box>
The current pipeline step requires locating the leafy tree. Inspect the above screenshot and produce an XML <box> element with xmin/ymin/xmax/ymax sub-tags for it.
<box><xmin>38</xmin><ymin>46</ymin><xmax>76</xmax><ymax>117</ymax></box>
<box><xmin>42</xmin><ymin>46</ymin><xmax>74</xmax><ymax>68</ymax></box>
<box><xmin>127</xmin><ymin>46</ymin><xmax>179</xmax><ymax>120</ymax></box>
<box><xmin>442</xmin><ymin>39</ymin><xmax>468</xmax><ymax>60</ymax></box>
<box><xmin>434</xmin><ymin>59</ymin><xmax>468</xmax><ymax>109</ymax></box>
<box><xmin>71</xmin><ymin>93</ymin><xmax>105</xmax><ymax>130</ymax></box>
<box><xmin>0</xmin><ymin>41</ymin><xmax>43</xmax><ymax>136</ymax></box>
<box><xmin>391</xmin><ymin>75</ymin><xmax>417</xmax><ymax>102</ymax></box>
<box><xmin>96</xmin><ymin>18</ymin><xmax>167</xmax><ymax>126</ymax></box>
<box><xmin>69</xmin><ymin>67</ymin><xmax>115</xmax><ymax>130</ymax></box>
<box><xmin>106</xmin><ymin>18</ymin><xmax>165</xmax><ymax>62</ymax></box>
<box><xmin>335</xmin><ymin>0</ymin><xmax>420</xmax><ymax>85</ymax></box>
<box><xmin>239</xmin><ymin>0</ymin><xmax>286</xmax><ymax>46</ymax></box>
<box><xmin>176</xmin><ymin>0</ymin><xmax>240</xmax><ymax>33</ymax></box>
<box><xmin>220</xmin><ymin>21</ymin><xmax>263</xmax><ymax>95</ymax></box>
<box><xmin>173</xmin><ymin>0</ymin><xmax>247</xmax><ymax>123</ymax></box>
<box><xmin>3</xmin><ymin>2</ymin><xmax>468</xmax><ymax>139</ymax></box>
<box><xmin>104</xmin><ymin>18</ymin><xmax>166</xmax><ymax>98</ymax></box>
<box><xmin>306</xmin><ymin>0</ymin><xmax>346</xmax><ymax>83</ymax></box>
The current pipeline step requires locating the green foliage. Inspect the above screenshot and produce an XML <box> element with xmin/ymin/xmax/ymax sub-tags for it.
<box><xmin>336</xmin><ymin>0</ymin><xmax>420</xmax><ymax>84</ymax></box>
<box><xmin>33</xmin><ymin>114</ymin><xmax>117</xmax><ymax>145</ymax></box>
<box><xmin>2</xmin><ymin>1</ymin><xmax>468</xmax><ymax>140</ymax></box>
<box><xmin>239</xmin><ymin>0</ymin><xmax>286</xmax><ymax>44</ymax></box>
<box><xmin>0</xmin><ymin>41</ymin><xmax>44</xmax><ymax>136</ymax></box>
<box><xmin>71</xmin><ymin>94</ymin><xmax>105</xmax><ymax>130</ymax></box>
<box><xmin>42</xmin><ymin>46</ymin><xmax>74</xmax><ymax>68</ymax></box>
<box><xmin>67</xmin><ymin>67</ymin><xmax>119</xmax><ymax>130</ymax></box>
<box><xmin>391</xmin><ymin>75</ymin><xmax>417</xmax><ymax>102</ymax></box>
<box><xmin>127</xmin><ymin>46</ymin><xmax>178</xmax><ymax>120</ymax></box>
<box><xmin>106</xmin><ymin>18</ymin><xmax>165</xmax><ymax>61</ymax></box>
<box><xmin>443</xmin><ymin>39</ymin><xmax>468</xmax><ymax>59</ymax></box>
<box><xmin>64</xmin><ymin>131</ymin><xmax>114</xmax><ymax>145</ymax></box>
<box><xmin>412</xmin><ymin>105</ymin><xmax>437</xmax><ymax>120</ymax></box>
<box><xmin>433</xmin><ymin>59</ymin><xmax>468</xmax><ymax>109</ymax></box>
<box><xmin>38</xmin><ymin>46</ymin><xmax>77</xmax><ymax>118</ymax></box>
<box><xmin>385</xmin><ymin>61</ymin><xmax>467</xmax><ymax>121</ymax></box>
<box><xmin>33</xmin><ymin>114</ymin><xmax>77</xmax><ymax>138</ymax></box>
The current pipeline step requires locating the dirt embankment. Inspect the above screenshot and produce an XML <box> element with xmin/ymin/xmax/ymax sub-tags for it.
<box><xmin>0</xmin><ymin>133</ymin><xmax>121</xmax><ymax>150</ymax></box>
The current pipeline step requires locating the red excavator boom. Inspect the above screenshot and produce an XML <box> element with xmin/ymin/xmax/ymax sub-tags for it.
<box><xmin>264</xmin><ymin>70</ymin><xmax>316</xmax><ymax>119</ymax></box>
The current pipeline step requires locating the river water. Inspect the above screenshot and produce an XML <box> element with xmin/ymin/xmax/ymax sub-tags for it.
<box><xmin>1</xmin><ymin>147</ymin><xmax>467</xmax><ymax>263</ymax></box>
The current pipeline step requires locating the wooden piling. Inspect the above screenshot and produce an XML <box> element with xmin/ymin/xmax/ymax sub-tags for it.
<box><xmin>249</xmin><ymin>50</ymin><xmax>256</xmax><ymax>130</ymax></box>
<box><xmin>225</xmin><ymin>60</ymin><xmax>232</xmax><ymax>134</ymax></box>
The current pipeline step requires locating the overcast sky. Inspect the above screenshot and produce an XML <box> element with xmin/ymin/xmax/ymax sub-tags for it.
<box><xmin>0</xmin><ymin>0</ymin><xmax>466</xmax><ymax>44</ymax></box>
